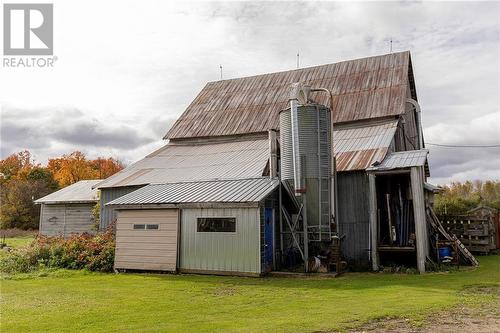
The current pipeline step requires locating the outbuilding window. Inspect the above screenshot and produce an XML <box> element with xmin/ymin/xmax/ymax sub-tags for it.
<box><xmin>133</xmin><ymin>224</ymin><xmax>159</xmax><ymax>230</ymax></box>
<box><xmin>197</xmin><ymin>217</ymin><xmax>236</xmax><ymax>232</ymax></box>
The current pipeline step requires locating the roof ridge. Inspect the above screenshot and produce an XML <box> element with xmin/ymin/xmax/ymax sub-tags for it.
<box><xmin>205</xmin><ymin>51</ymin><xmax>410</xmax><ymax>84</ymax></box>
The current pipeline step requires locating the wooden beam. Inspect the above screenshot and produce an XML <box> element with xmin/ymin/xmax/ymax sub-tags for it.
<box><xmin>368</xmin><ymin>173</ymin><xmax>379</xmax><ymax>271</ymax></box>
<box><xmin>411</xmin><ymin>166</ymin><xmax>428</xmax><ymax>273</ymax></box>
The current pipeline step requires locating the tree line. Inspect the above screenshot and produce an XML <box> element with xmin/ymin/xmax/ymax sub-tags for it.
<box><xmin>434</xmin><ymin>180</ymin><xmax>500</xmax><ymax>215</ymax></box>
<box><xmin>0</xmin><ymin>150</ymin><xmax>123</xmax><ymax>230</ymax></box>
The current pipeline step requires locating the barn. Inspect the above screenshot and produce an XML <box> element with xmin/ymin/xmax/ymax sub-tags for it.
<box><xmin>97</xmin><ymin>51</ymin><xmax>435</xmax><ymax>274</ymax></box>
<box><xmin>35</xmin><ymin>180</ymin><xmax>101</xmax><ymax>237</ymax></box>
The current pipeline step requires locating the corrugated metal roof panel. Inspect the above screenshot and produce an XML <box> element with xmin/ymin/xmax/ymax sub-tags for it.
<box><xmin>95</xmin><ymin>137</ymin><xmax>270</xmax><ymax>189</ymax></box>
<box><xmin>166</xmin><ymin>51</ymin><xmax>411</xmax><ymax>139</ymax></box>
<box><xmin>106</xmin><ymin>178</ymin><xmax>279</xmax><ymax>206</ymax></box>
<box><xmin>367</xmin><ymin>149</ymin><xmax>429</xmax><ymax>171</ymax></box>
<box><xmin>35</xmin><ymin>180</ymin><xmax>102</xmax><ymax>204</ymax></box>
<box><xmin>333</xmin><ymin>119</ymin><xmax>398</xmax><ymax>171</ymax></box>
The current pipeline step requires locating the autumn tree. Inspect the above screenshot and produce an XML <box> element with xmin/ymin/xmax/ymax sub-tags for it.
<box><xmin>0</xmin><ymin>152</ymin><xmax>58</xmax><ymax>230</ymax></box>
<box><xmin>48</xmin><ymin>151</ymin><xmax>96</xmax><ymax>187</ymax></box>
<box><xmin>1</xmin><ymin>150</ymin><xmax>123</xmax><ymax>230</ymax></box>
<box><xmin>435</xmin><ymin>180</ymin><xmax>500</xmax><ymax>215</ymax></box>
<box><xmin>91</xmin><ymin>157</ymin><xmax>124</xmax><ymax>179</ymax></box>
<box><xmin>48</xmin><ymin>151</ymin><xmax>123</xmax><ymax>187</ymax></box>
<box><xmin>0</xmin><ymin>150</ymin><xmax>34</xmax><ymax>183</ymax></box>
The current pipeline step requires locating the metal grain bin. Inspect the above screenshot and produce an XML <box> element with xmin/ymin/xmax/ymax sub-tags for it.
<box><xmin>279</xmin><ymin>104</ymin><xmax>332</xmax><ymax>231</ymax></box>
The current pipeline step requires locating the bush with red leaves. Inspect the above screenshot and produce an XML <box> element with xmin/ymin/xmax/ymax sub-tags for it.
<box><xmin>0</xmin><ymin>223</ymin><xmax>115</xmax><ymax>274</ymax></box>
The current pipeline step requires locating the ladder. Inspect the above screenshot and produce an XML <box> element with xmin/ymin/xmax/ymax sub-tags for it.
<box><xmin>426</xmin><ymin>206</ymin><xmax>479</xmax><ymax>266</ymax></box>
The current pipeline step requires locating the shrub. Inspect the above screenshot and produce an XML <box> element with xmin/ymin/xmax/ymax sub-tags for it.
<box><xmin>0</xmin><ymin>224</ymin><xmax>115</xmax><ymax>274</ymax></box>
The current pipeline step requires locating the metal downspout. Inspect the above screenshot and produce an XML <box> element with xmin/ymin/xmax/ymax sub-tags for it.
<box><xmin>406</xmin><ymin>98</ymin><xmax>423</xmax><ymax>149</ymax></box>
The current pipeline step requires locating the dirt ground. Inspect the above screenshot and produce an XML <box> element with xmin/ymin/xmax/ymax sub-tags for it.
<box><xmin>351</xmin><ymin>287</ymin><xmax>500</xmax><ymax>333</ymax></box>
<box><xmin>351</xmin><ymin>301</ymin><xmax>499</xmax><ymax>333</ymax></box>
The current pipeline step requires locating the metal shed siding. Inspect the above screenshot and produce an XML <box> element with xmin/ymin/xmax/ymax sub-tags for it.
<box><xmin>39</xmin><ymin>203</ymin><xmax>95</xmax><ymax>236</ymax></box>
<box><xmin>180</xmin><ymin>207</ymin><xmax>261</xmax><ymax>274</ymax></box>
<box><xmin>114</xmin><ymin>209</ymin><xmax>179</xmax><ymax>271</ymax></box>
<box><xmin>100</xmin><ymin>186</ymin><xmax>143</xmax><ymax>230</ymax></box>
<box><xmin>337</xmin><ymin>171</ymin><xmax>371</xmax><ymax>268</ymax></box>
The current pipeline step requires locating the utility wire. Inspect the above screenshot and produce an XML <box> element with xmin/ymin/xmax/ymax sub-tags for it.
<box><xmin>426</xmin><ymin>143</ymin><xmax>500</xmax><ymax>148</ymax></box>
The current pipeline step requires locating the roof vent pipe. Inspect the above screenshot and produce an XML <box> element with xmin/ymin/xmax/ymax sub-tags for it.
<box><xmin>268</xmin><ymin>130</ymin><xmax>278</xmax><ymax>178</ymax></box>
<box><xmin>406</xmin><ymin>98</ymin><xmax>423</xmax><ymax>149</ymax></box>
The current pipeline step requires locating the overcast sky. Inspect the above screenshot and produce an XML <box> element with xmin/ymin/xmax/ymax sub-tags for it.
<box><xmin>1</xmin><ymin>1</ymin><xmax>499</xmax><ymax>185</ymax></box>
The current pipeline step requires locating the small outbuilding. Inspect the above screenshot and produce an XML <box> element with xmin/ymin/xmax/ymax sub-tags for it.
<box><xmin>107</xmin><ymin>178</ymin><xmax>282</xmax><ymax>276</ymax></box>
<box><xmin>35</xmin><ymin>180</ymin><xmax>102</xmax><ymax>237</ymax></box>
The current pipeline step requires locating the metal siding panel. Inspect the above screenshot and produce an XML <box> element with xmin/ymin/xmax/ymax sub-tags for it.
<box><xmin>107</xmin><ymin>178</ymin><xmax>279</xmax><ymax>206</ymax></box>
<box><xmin>96</xmin><ymin>137</ymin><xmax>270</xmax><ymax>189</ymax></box>
<box><xmin>35</xmin><ymin>180</ymin><xmax>101</xmax><ymax>204</ymax></box>
<box><xmin>367</xmin><ymin>149</ymin><xmax>428</xmax><ymax>171</ymax></box>
<box><xmin>333</xmin><ymin>119</ymin><xmax>398</xmax><ymax>171</ymax></box>
<box><xmin>337</xmin><ymin>171</ymin><xmax>371</xmax><ymax>267</ymax></box>
<box><xmin>100</xmin><ymin>186</ymin><xmax>143</xmax><ymax>229</ymax></box>
<box><xmin>166</xmin><ymin>52</ymin><xmax>411</xmax><ymax>139</ymax></box>
<box><xmin>180</xmin><ymin>207</ymin><xmax>261</xmax><ymax>274</ymax></box>
<box><xmin>39</xmin><ymin>203</ymin><xmax>95</xmax><ymax>236</ymax></box>
<box><xmin>40</xmin><ymin>204</ymin><xmax>66</xmax><ymax>236</ymax></box>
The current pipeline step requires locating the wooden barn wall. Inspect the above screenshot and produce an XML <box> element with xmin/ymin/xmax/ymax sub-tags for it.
<box><xmin>100</xmin><ymin>186</ymin><xmax>143</xmax><ymax>230</ymax></box>
<box><xmin>337</xmin><ymin>171</ymin><xmax>371</xmax><ymax>268</ymax></box>
<box><xmin>392</xmin><ymin>122</ymin><xmax>407</xmax><ymax>152</ymax></box>
<box><xmin>40</xmin><ymin>203</ymin><xmax>95</xmax><ymax>237</ymax></box>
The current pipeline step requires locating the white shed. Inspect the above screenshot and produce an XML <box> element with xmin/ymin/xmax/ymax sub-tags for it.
<box><xmin>35</xmin><ymin>180</ymin><xmax>102</xmax><ymax>237</ymax></box>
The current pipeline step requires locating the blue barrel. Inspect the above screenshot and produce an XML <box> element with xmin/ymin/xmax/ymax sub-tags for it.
<box><xmin>439</xmin><ymin>247</ymin><xmax>451</xmax><ymax>258</ymax></box>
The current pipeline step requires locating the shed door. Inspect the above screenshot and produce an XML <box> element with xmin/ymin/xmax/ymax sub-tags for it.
<box><xmin>264</xmin><ymin>208</ymin><xmax>274</xmax><ymax>271</ymax></box>
<box><xmin>115</xmin><ymin>209</ymin><xmax>179</xmax><ymax>271</ymax></box>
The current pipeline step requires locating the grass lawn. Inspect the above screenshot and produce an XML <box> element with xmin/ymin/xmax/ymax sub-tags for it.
<box><xmin>1</xmin><ymin>236</ymin><xmax>35</xmax><ymax>249</ymax></box>
<box><xmin>1</xmin><ymin>256</ymin><xmax>499</xmax><ymax>333</ymax></box>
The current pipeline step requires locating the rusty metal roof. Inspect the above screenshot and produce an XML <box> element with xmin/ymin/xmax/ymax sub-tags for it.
<box><xmin>35</xmin><ymin>180</ymin><xmax>102</xmax><ymax>204</ymax></box>
<box><xmin>95</xmin><ymin>136</ymin><xmax>270</xmax><ymax>189</ymax></box>
<box><xmin>333</xmin><ymin>119</ymin><xmax>398</xmax><ymax>171</ymax></box>
<box><xmin>106</xmin><ymin>178</ymin><xmax>279</xmax><ymax>206</ymax></box>
<box><xmin>367</xmin><ymin>149</ymin><xmax>429</xmax><ymax>171</ymax></box>
<box><xmin>166</xmin><ymin>51</ymin><xmax>412</xmax><ymax>140</ymax></box>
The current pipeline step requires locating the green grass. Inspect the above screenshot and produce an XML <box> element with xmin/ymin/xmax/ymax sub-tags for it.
<box><xmin>1</xmin><ymin>256</ymin><xmax>499</xmax><ymax>333</ymax></box>
<box><xmin>2</xmin><ymin>236</ymin><xmax>35</xmax><ymax>249</ymax></box>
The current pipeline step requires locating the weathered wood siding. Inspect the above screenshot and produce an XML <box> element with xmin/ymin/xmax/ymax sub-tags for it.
<box><xmin>179</xmin><ymin>207</ymin><xmax>261</xmax><ymax>274</ymax></box>
<box><xmin>100</xmin><ymin>186</ymin><xmax>143</xmax><ymax>230</ymax></box>
<box><xmin>39</xmin><ymin>203</ymin><xmax>95</xmax><ymax>237</ymax></box>
<box><xmin>115</xmin><ymin>209</ymin><xmax>179</xmax><ymax>271</ymax></box>
<box><xmin>337</xmin><ymin>171</ymin><xmax>371</xmax><ymax>268</ymax></box>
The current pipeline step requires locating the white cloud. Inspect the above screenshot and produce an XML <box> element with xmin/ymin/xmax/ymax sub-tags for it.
<box><xmin>0</xmin><ymin>1</ymin><xmax>499</xmax><ymax>184</ymax></box>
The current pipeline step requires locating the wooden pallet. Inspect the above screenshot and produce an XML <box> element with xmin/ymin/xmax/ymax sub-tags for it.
<box><xmin>426</xmin><ymin>207</ymin><xmax>479</xmax><ymax>266</ymax></box>
<box><xmin>439</xmin><ymin>215</ymin><xmax>493</xmax><ymax>254</ymax></box>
